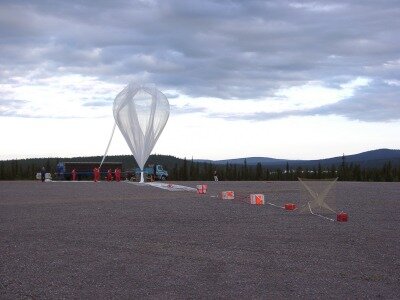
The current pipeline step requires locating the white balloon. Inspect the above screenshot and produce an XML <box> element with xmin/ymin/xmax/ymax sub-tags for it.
<box><xmin>113</xmin><ymin>83</ymin><xmax>170</xmax><ymax>182</ymax></box>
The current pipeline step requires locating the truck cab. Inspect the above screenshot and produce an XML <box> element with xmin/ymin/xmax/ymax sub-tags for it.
<box><xmin>154</xmin><ymin>164</ymin><xmax>168</xmax><ymax>181</ymax></box>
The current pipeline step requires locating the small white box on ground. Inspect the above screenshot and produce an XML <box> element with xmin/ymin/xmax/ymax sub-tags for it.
<box><xmin>221</xmin><ymin>191</ymin><xmax>235</xmax><ymax>200</ymax></box>
<box><xmin>196</xmin><ymin>184</ymin><xmax>207</xmax><ymax>194</ymax></box>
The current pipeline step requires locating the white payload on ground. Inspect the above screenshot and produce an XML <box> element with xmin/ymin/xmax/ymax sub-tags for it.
<box><xmin>100</xmin><ymin>83</ymin><xmax>170</xmax><ymax>183</ymax></box>
<box><xmin>298</xmin><ymin>177</ymin><xmax>347</xmax><ymax>222</ymax></box>
<box><xmin>146</xmin><ymin>182</ymin><xmax>197</xmax><ymax>192</ymax></box>
<box><xmin>35</xmin><ymin>173</ymin><xmax>52</xmax><ymax>181</ymax></box>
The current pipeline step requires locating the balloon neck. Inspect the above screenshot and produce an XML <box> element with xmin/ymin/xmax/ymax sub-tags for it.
<box><xmin>140</xmin><ymin>171</ymin><xmax>144</xmax><ymax>183</ymax></box>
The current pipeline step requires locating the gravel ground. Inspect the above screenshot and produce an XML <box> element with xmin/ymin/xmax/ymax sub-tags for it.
<box><xmin>1</xmin><ymin>180</ymin><xmax>399</xmax><ymax>299</ymax></box>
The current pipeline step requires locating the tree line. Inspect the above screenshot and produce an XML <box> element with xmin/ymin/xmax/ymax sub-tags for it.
<box><xmin>1</xmin><ymin>156</ymin><xmax>399</xmax><ymax>182</ymax></box>
<box><xmin>170</xmin><ymin>158</ymin><xmax>400</xmax><ymax>182</ymax></box>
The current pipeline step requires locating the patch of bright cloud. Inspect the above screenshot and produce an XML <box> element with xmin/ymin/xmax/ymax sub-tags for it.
<box><xmin>170</xmin><ymin>77</ymin><xmax>371</xmax><ymax>118</ymax></box>
<box><xmin>289</xmin><ymin>2</ymin><xmax>345</xmax><ymax>12</ymax></box>
<box><xmin>0</xmin><ymin>75</ymin><xmax>122</xmax><ymax>118</ymax></box>
<box><xmin>275</xmin><ymin>77</ymin><xmax>370</xmax><ymax>110</ymax></box>
<box><xmin>385</xmin><ymin>79</ymin><xmax>400</xmax><ymax>86</ymax></box>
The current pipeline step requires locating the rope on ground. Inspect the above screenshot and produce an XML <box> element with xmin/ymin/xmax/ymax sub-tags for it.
<box><xmin>308</xmin><ymin>202</ymin><xmax>336</xmax><ymax>222</ymax></box>
<box><xmin>266</xmin><ymin>202</ymin><xmax>285</xmax><ymax>209</ymax></box>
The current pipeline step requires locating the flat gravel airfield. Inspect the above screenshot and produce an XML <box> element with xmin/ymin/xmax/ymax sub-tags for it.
<box><xmin>1</xmin><ymin>180</ymin><xmax>399</xmax><ymax>299</ymax></box>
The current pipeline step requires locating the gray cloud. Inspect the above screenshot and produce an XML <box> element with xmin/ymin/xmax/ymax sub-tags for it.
<box><xmin>81</xmin><ymin>101</ymin><xmax>111</xmax><ymax>107</ymax></box>
<box><xmin>0</xmin><ymin>101</ymin><xmax>90</xmax><ymax>119</ymax></box>
<box><xmin>0</xmin><ymin>0</ymin><xmax>399</xmax><ymax>120</ymax></box>
<box><xmin>170</xmin><ymin>104</ymin><xmax>206</xmax><ymax>115</ymax></box>
<box><xmin>81</xmin><ymin>96</ymin><xmax>113</xmax><ymax>107</ymax></box>
<box><xmin>0</xmin><ymin>99</ymin><xmax>28</xmax><ymax>116</ymax></box>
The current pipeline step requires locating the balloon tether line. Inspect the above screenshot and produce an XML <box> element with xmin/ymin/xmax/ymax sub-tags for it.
<box><xmin>99</xmin><ymin>122</ymin><xmax>116</xmax><ymax>168</ymax></box>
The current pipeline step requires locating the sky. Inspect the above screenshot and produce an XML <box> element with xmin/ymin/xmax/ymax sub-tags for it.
<box><xmin>0</xmin><ymin>0</ymin><xmax>399</xmax><ymax>161</ymax></box>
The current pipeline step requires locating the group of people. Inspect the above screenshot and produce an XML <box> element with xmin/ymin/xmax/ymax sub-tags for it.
<box><xmin>92</xmin><ymin>167</ymin><xmax>122</xmax><ymax>182</ymax></box>
<box><xmin>66</xmin><ymin>167</ymin><xmax>123</xmax><ymax>182</ymax></box>
<box><xmin>106</xmin><ymin>168</ymin><xmax>122</xmax><ymax>182</ymax></box>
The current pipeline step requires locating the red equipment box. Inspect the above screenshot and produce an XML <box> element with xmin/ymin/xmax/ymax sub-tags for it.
<box><xmin>337</xmin><ymin>212</ymin><xmax>348</xmax><ymax>222</ymax></box>
<box><xmin>284</xmin><ymin>203</ymin><xmax>297</xmax><ymax>210</ymax></box>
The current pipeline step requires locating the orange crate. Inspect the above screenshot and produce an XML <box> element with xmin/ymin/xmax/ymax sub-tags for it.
<box><xmin>250</xmin><ymin>194</ymin><xmax>265</xmax><ymax>205</ymax></box>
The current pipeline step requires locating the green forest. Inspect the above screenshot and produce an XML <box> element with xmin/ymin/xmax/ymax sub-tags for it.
<box><xmin>0</xmin><ymin>154</ymin><xmax>399</xmax><ymax>182</ymax></box>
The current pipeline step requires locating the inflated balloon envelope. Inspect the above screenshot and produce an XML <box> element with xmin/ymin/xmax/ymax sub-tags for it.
<box><xmin>113</xmin><ymin>83</ymin><xmax>170</xmax><ymax>183</ymax></box>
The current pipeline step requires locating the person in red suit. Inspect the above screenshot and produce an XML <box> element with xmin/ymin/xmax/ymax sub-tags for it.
<box><xmin>71</xmin><ymin>169</ymin><xmax>77</xmax><ymax>181</ymax></box>
<box><xmin>115</xmin><ymin>168</ymin><xmax>121</xmax><ymax>182</ymax></box>
<box><xmin>93</xmin><ymin>167</ymin><xmax>100</xmax><ymax>182</ymax></box>
<box><xmin>107</xmin><ymin>169</ymin><xmax>113</xmax><ymax>181</ymax></box>
<box><xmin>96</xmin><ymin>167</ymin><xmax>101</xmax><ymax>182</ymax></box>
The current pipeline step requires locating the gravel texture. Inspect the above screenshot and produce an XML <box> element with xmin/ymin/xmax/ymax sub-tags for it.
<box><xmin>1</xmin><ymin>180</ymin><xmax>399</xmax><ymax>299</ymax></box>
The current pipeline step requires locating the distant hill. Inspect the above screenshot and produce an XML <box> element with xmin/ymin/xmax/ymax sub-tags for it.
<box><xmin>196</xmin><ymin>157</ymin><xmax>286</xmax><ymax>165</ymax></box>
<box><xmin>2</xmin><ymin>149</ymin><xmax>399</xmax><ymax>170</ymax></box>
<box><xmin>196</xmin><ymin>148</ymin><xmax>400</xmax><ymax>168</ymax></box>
<box><xmin>293</xmin><ymin>149</ymin><xmax>400</xmax><ymax>168</ymax></box>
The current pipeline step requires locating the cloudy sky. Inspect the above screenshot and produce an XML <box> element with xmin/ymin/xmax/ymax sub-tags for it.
<box><xmin>0</xmin><ymin>0</ymin><xmax>399</xmax><ymax>161</ymax></box>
